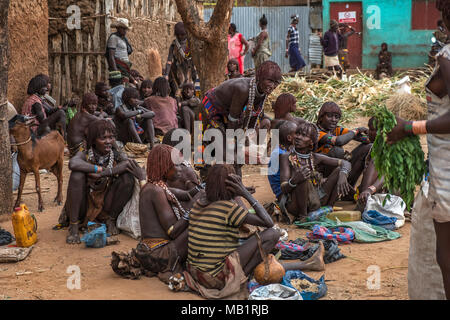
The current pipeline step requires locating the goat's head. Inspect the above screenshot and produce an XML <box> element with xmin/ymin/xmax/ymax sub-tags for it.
<box><xmin>9</xmin><ymin>115</ymin><xmax>35</xmax><ymax>139</ymax></box>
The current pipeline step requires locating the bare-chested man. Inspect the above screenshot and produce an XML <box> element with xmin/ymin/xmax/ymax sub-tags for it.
<box><xmin>114</xmin><ymin>87</ymin><xmax>156</xmax><ymax>148</ymax></box>
<box><xmin>67</xmin><ymin>93</ymin><xmax>102</xmax><ymax>157</ymax></box>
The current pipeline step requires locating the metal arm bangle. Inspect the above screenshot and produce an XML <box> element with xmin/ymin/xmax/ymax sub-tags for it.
<box><xmin>288</xmin><ymin>179</ymin><xmax>297</xmax><ymax>188</ymax></box>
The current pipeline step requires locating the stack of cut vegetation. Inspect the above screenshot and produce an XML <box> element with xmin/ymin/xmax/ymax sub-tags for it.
<box><xmin>386</xmin><ymin>92</ymin><xmax>427</xmax><ymax>120</ymax></box>
<box><xmin>265</xmin><ymin>69</ymin><xmax>429</xmax><ymax>124</ymax></box>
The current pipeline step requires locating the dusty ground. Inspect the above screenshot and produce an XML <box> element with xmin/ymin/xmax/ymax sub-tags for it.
<box><xmin>0</xmin><ymin>116</ymin><xmax>427</xmax><ymax>300</ymax></box>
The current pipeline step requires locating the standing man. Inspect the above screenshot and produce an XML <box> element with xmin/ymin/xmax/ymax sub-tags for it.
<box><xmin>106</xmin><ymin>18</ymin><xmax>136</xmax><ymax>85</ymax></box>
<box><xmin>285</xmin><ymin>15</ymin><xmax>306</xmax><ymax>72</ymax></box>
<box><xmin>320</xmin><ymin>20</ymin><xmax>342</xmax><ymax>78</ymax></box>
<box><xmin>338</xmin><ymin>23</ymin><xmax>356</xmax><ymax>73</ymax></box>
<box><xmin>164</xmin><ymin>22</ymin><xmax>198</xmax><ymax>99</ymax></box>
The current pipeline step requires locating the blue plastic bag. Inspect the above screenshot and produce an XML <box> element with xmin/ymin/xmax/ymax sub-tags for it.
<box><xmin>281</xmin><ymin>270</ymin><xmax>327</xmax><ymax>300</ymax></box>
<box><xmin>81</xmin><ymin>222</ymin><xmax>108</xmax><ymax>248</ymax></box>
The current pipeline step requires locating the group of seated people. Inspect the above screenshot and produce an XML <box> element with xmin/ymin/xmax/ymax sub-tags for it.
<box><xmin>18</xmin><ymin>69</ymin><xmax>384</xmax><ymax>299</ymax></box>
<box><xmin>268</xmin><ymin>94</ymin><xmax>384</xmax><ymax>222</ymax></box>
<box><xmin>21</xmin><ymin>71</ymin><xmax>202</xmax><ymax>155</ymax></box>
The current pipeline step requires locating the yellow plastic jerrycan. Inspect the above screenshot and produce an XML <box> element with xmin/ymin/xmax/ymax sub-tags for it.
<box><xmin>12</xmin><ymin>204</ymin><xmax>37</xmax><ymax>247</ymax></box>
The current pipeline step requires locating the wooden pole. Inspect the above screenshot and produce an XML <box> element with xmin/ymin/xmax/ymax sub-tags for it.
<box><xmin>0</xmin><ymin>0</ymin><xmax>13</xmax><ymax>215</ymax></box>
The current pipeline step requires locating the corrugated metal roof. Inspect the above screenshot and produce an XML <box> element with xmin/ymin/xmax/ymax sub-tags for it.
<box><xmin>204</xmin><ymin>6</ymin><xmax>311</xmax><ymax>73</ymax></box>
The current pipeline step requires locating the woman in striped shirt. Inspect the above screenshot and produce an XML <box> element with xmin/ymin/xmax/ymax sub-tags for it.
<box><xmin>285</xmin><ymin>15</ymin><xmax>306</xmax><ymax>72</ymax></box>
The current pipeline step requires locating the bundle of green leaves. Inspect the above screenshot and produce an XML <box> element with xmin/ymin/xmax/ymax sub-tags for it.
<box><xmin>371</xmin><ymin>106</ymin><xmax>426</xmax><ymax>210</ymax></box>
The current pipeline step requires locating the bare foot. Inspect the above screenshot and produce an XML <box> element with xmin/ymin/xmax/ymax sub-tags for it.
<box><xmin>106</xmin><ymin>219</ymin><xmax>119</xmax><ymax>236</ymax></box>
<box><xmin>66</xmin><ymin>224</ymin><xmax>81</xmax><ymax>244</ymax></box>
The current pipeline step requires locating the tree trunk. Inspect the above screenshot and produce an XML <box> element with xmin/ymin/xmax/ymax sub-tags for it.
<box><xmin>175</xmin><ymin>0</ymin><xmax>233</xmax><ymax>95</ymax></box>
<box><xmin>0</xmin><ymin>0</ymin><xmax>13</xmax><ymax>216</ymax></box>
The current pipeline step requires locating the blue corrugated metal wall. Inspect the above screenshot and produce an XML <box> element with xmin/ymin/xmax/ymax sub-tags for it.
<box><xmin>204</xmin><ymin>6</ymin><xmax>311</xmax><ymax>73</ymax></box>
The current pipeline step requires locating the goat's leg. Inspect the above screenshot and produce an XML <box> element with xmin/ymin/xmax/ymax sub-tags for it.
<box><xmin>14</xmin><ymin>170</ymin><xmax>27</xmax><ymax>208</ymax></box>
<box><xmin>33</xmin><ymin>169</ymin><xmax>44</xmax><ymax>212</ymax></box>
<box><xmin>51</xmin><ymin>158</ymin><xmax>64</xmax><ymax>205</ymax></box>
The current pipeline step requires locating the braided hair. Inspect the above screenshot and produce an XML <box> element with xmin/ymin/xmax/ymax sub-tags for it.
<box><xmin>147</xmin><ymin>144</ymin><xmax>181</xmax><ymax>183</ymax></box>
<box><xmin>296</xmin><ymin>121</ymin><xmax>319</xmax><ymax>151</ymax></box>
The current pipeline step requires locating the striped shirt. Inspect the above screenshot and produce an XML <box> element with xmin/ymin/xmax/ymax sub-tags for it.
<box><xmin>288</xmin><ymin>26</ymin><xmax>299</xmax><ymax>46</ymax></box>
<box><xmin>187</xmin><ymin>200</ymin><xmax>248</xmax><ymax>276</ymax></box>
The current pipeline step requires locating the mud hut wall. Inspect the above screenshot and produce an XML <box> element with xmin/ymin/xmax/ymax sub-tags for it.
<box><xmin>109</xmin><ymin>0</ymin><xmax>182</xmax><ymax>80</ymax></box>
<box><xmin>8</xmin><ymin>0</ymin><xmax>49</xmax><ymax>112</ymax></box>
<box><xmin>48</xmin><ymin>0</ymin><xmax>107</xmax><ymax>106</ymax></box>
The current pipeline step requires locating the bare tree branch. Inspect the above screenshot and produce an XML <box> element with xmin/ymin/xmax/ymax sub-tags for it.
<box><xmin>174</xmin><ymin>0</ymin><xmax>210</xmax><ymax>42</ymax></box>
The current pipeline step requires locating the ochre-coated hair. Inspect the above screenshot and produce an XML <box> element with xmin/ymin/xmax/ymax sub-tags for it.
<box><xmin>205</xmin><ymin>164</ymin><xmax>236</xmax><ymax>202</ymax></box>
<box><xmin>81</xmin><ymin>93</ymin><xmax>98</xmax><ymax>110</ymax></box>
<box><xmin>255</xmin><ymin>60</ymin><xmax>282</xmax><ymax>82</ymax></box>
<box><xmin>147</xmin><ymin>144</ymin><xmax>180</xmax><ymax>183</ymax></box>
<box><xmin>86</xmin><ymin>119</ymin><xmax>116</xmax><ymax>149</ymax></box>
<box><xmin>296</xmin><ymin>121</ymin><xmax>319</xmax><ymax>151</ymax></box>
<box><xmin>274</xmin><ymin>93</ymin><xmax>296</xmax><ymax>118</ymax></box>
<box><xmin>317</xmin><ymin>101</ymin><xmax>342</xmax><ymax>124</ymax></box>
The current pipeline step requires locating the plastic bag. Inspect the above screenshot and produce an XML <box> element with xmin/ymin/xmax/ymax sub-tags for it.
<box><xmin>248</xmin><ymin>283</ymin><xmax>302</xmax><ymax>300</ymax></box>
<box><xmin>12</xmin><ymin>152</ymin><xmax>20</xmax><ymax>192</ymax></box>
<box><xmin>282</xmin><ymin>270</ymin><xmax>327</xmax><ymax>300</ymax></box>
<box><xmin>364</xmin><ymin>194</ymin><xmax>406</xmax><ymax>229</ymax></box>
<box><xmin>81</xmin><ymin>222</ymin><xmax>108</xmax><ymax>248</ymax></box>
<box><xmin>116</xmin><ymin>180</ymin><xmax>141</xmax><ymax>239</ymax></box>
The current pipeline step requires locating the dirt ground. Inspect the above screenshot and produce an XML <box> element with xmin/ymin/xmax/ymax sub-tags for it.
<box><xmin>0</xmin><ymin>116</ymin><xmax>426</xmax><ymax>300</ymax></box>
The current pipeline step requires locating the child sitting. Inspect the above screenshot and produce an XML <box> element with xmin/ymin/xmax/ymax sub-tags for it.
<box><xmin>178</xmin><ymin>82</ymin><xmax>201</xmax><ymax>135</ymax></box>
<box><xmin>316</xmin><ymin>102</ymin><xmax>371</xmax><ymax>188</ymax></box>
<box><xmin>271</xmin><ymin>93</ymin><xmax>304</xmax><ymax>129</ymax></box>
<box><xmin>355</xmin><ymin>117</ymin><xmax>385</xmax><ymax>211</ymax></box>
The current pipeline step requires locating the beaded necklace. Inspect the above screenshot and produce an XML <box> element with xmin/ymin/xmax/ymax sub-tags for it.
<box><xmin>289</xmin><ymin>150</ymin><xmax>319</xmax><ymax>186</ymax></box>
<box><xmin>152</xmin><ymin>180</ymin><xmax>186</xmax><ymax>220</ymax></box>
<box><xmin>88</xmin><ymin>148</ymin><xmax>114</xmax><ymax>169</ymax></box>
<box><xmin>243</xmin><ymin>77</ymin><xmax>266</xmax><ymax>131</ymax></box>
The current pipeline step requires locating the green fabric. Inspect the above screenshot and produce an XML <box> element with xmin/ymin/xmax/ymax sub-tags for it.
<box><xmin>294</xmin><ymin>216</ymin><xmax>401</xmax><ymax>243</ymax></box>
<box><xmin>66</xmin><ymin>106</ymin><xmax>77</xmax><ymax>124</ymax></box>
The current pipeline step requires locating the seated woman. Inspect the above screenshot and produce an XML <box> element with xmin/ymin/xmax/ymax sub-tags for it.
<box><xmin>139</xmin><ymin>79</ymin><xmax>153</xmax><ymax>100</ymax></box>
<box><xmin>22</xmin><ymin>74</ymin><xmax>67</xmax><ymax>139</ymax></box>
<box><xmin>144</xmin><ymin>77</ymin><xmax>179</xmax><ymax>138</ymax></box>
<box><xmin>316</xmin><ymin>102</ymin><xmax>371</xmax><ymax>187</ymax></box>
<box><xmin>355</xmin><ymin>117</ymin><xmax>385</xmax><ymax>211</ymax></box>
<box><xmin>268</xmin><ymin>120</ymin><xmax>297</xmax><ymax>200</ymax></box>
<box><xmin>114</xmin><ymin>87</ymin><xmax>156</xmax><ymax>148</ymax></box>
<box><xmin>184</xmin><ymin>164</ymin><xmax>325</xmax><ymax>299</ymax></box>
<box><xmin>133</xmin><ymin>144</ymin><xmax>204</xmax><ymax>280</ymax></box>
<box><xmin>178</xmin><ymin>82</ymin><xmax>201</xmax><ymax>135</ymax></box>
<box><xmin>271</xmin><ymin>93</ymin><xmax>304</xmax><ymax>129</ymax></box>
<box><xmin>279</xmin><ymin>121</ymin><xmax>353</xmax><ymax>220</ymax></box>
<box><xmin>226</xmin><ymin>58</ymin><xmax>242</xmax><ymax>80</ymax></box>
<box><xmin>375</xmin><ymin>43</ymin><xmax>393</xmax><ymax>80</ymax></box>
<box><xmin>66</xmin><ymin>119</ymin><xmax>142</xmax><ymax>244</ymax></box>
